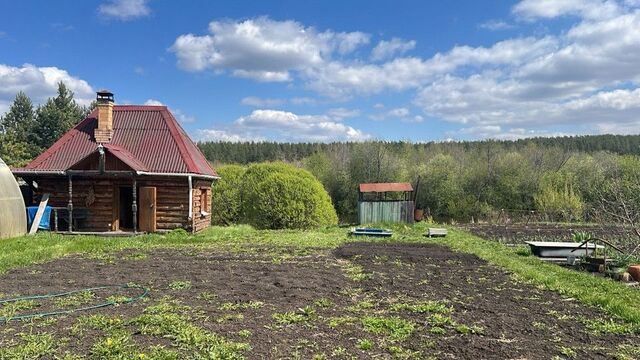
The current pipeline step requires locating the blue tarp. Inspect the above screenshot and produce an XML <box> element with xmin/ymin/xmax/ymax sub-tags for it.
<box><xmin>27</xmin><ymin>206</ymin><xmax>51</xmax><ymax>231</ymax></box>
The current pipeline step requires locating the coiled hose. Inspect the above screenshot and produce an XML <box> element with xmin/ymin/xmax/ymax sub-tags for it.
<box><xmin>0</xmin><ymin>284</ymin><xmax>149</xmax><ymax>322</ymax></box>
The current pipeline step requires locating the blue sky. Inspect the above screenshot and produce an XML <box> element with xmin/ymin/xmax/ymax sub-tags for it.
<box><xmin>1</xmin><ymin>0</ymin><xmax>640</xmax><ymax>142</ymax></box>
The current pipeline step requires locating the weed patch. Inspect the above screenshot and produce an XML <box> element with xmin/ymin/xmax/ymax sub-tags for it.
<box><xmin>361</xmin><ymin>316</ymin><xmax>415</xmax><ymax>341</ymax></box>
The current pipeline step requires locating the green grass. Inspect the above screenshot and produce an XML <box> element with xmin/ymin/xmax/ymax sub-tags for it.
<box><xmin>0</xmin><ymin>225</ymin><xmax>347</xmax><ymax>275</ymax></box>
<box><xmin>389</xmin><ymin>300</ymin><xmax>452</xmax><ymax>314</ymax></box>
<box><xmin>272</xmin><ymin>307</ymin><xmax>317</xmax><ymax>325</ymax></box>
<box><xmin>168</xmin><ymin>281</ymin><xmax>192</xmax><ymax>290</ymax></box>
<box><xmin>1</xmin><ymin>222</ymin><xmax>639</xmax><ymax>326</ymax></box>
<box><xmin>361</xmin><ymin>316</ymin><xmax>415</xmax><ymax>341</ymax></box>
<box><xmin>53</xmin><ymin>290</ymin><xmax>94</xmax><ymax>308</ymax></box>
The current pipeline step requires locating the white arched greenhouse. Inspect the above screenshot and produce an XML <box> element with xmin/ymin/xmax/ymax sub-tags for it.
<box><xmin>0</xmin><ymin>157</ymin><xmax>26</xmax><ymax>239</ymax></box>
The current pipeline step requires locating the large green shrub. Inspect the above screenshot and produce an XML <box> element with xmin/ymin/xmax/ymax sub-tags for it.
<box><xmin>240</xmin><ymin>162</ymin><xmax>337</xmax><ymax>229</ymax></box>
<box><xmin>211</xmin><ymin>165</ymin><xmax>246</xmax><ymax>225</ymax></box>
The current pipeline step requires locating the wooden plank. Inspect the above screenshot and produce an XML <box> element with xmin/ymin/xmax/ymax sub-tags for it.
<box><xmin>29</xmin><ymin>193</ymin><xmax>50</xmax><ymax>235</ymax></box>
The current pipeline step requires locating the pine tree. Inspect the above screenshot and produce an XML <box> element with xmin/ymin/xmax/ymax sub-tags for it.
<box><xmin>33</xmin><ymin>82</ymin><xmax>86</xmax><ymax>151</ymax></box>
<box><xmin>1</xmin><ymin>91</ymin><xmax>35</xmax><ymax>141</ymax></box>
<box><xmin>0</xmin><ymin>91</ymin><xmax>36</xmax><ymax>165</ymax></box>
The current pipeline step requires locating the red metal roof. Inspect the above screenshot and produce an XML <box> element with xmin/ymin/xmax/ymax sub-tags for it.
<box><xmin>359</xmin><ymin>182</ymin><xmax>413</xmax><ymax>193</ymax></box>
<box><xmin>103</xmin><ymin>144</ymin><xmax>149</xmax><ymax>172</ymax></box>
<box><xmin>20</xmin><ymin>105</ymin><xmax>217</xmax><ymax>177</ymax></box>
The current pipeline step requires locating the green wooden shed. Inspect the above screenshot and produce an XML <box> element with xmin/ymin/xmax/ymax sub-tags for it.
<box><xmin>357</xmin><ymin>182</ymin><xmax>415</xmax><ymax>224</ymax></box>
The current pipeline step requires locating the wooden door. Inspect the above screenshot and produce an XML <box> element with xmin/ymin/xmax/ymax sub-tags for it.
<box><xmin>139</xmin><ymin>187</ymin><xmax>157</xmax><ymax>232</ymax></box>
<box><xmin>112</xmin><ymin>186</ymin><xmax>120</xmax><ymax>231</ymax></box>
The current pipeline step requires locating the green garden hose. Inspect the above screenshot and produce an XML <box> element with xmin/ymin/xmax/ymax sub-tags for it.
<box><xmin>0</xmin><ymin>284</ymin><xmax>149</xmax><ymax>322</ymax></box>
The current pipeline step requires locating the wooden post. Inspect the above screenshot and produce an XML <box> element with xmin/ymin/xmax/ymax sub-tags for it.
<box><xmin>54</xmin><ymin>208</ymin><xmax>58</xmax><ymax>232</ymax></box>
<box><xmin>132</xmin><ymin>177</ymin><xmax>137</xmax><ymax>233</ymax></box>
<box><xmin>29</xmin><ymin>193</ymin><xmax>50</xmax><ymax>235</ymax></box>
<box><xmin>68</xmin><ymin>175</ymin><xmax>73</xmax><ymax>232</ymax></box>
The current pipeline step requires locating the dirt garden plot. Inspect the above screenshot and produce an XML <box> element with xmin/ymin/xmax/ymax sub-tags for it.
<box><xmin>0</xmin><ymin>242</ymin><xmax>638</xmax><ymax>359</ymax></box>
<box><xmin>462</xmin><ymin>223</ymin><xmax>638</xmax><ymax>252</ymax></box>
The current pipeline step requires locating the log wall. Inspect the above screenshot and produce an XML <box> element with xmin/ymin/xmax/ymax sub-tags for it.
<box><xmin>30</xmin><ymin>175</ymin><xmax>213</xmax><ymax>233</ymax></box>
<box><xmin>192</xmin><ymin>179</ymin><xmax>213</xmax><ymax>233</ymax></box>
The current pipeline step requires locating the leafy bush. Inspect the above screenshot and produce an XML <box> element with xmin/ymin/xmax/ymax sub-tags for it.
<box><xmin>235</xmin><ymin>162</ymin><xmax>336</xmax><ymax>229</ymax></box>
<box><xmin>212</xmin><ymin>165</ymin><xmax>246</xmax><ymax>225</ymax></box>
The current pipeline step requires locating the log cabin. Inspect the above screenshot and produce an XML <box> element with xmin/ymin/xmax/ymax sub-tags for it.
<box><xmin>12</xmin><ymin>90</ymin><xmax>218</xmax><ymax>234</ymax></box>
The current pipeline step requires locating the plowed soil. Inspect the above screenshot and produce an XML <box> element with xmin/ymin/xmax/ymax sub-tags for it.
<box><xmin>0</xmin><ymin>243</ymin><xmax>637</xmax><ymax>359</ymax></box>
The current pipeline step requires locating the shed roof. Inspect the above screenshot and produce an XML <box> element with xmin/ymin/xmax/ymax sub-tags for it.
<box><xmin>359</xmin><ymin>182</ymin><xmax>413</xmax><ymax>193</ymax></box>
<box><xmin>13</xmin><ymin>105</ymin><xmax>217</xmax><ymax>177</ymax></box>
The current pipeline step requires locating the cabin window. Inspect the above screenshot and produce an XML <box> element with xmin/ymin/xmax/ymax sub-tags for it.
<box><xmin>200</xmin><ymin>188</ymin><xmax>210</xmax><ymax>216</ymax></box>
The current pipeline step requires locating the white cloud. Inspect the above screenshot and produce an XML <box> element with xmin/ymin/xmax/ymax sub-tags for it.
<box><xmin>333</xmin><ymin>32</ymin><xmax>370</xmax><ymax>54</ymax></box>
<box><xmin>172</xmin><ymin>5</ymin><xmax>640</xmax><ymax>139</ymax></box>
<box><xmin>513</xmin><ymin>0</ymin><xmax>622</xmax><ymax>20</ymax></box>
<box><xmin>240</xmin><ymin>96</ymin><xmax>285</xmax><ymax>107</ymax></box>
<box><xmin>413</xmin><ymin>4</ymin><xmax>640</xmax><ymax>135</ymax></box>
<box><xmin>305</xmin><ymin>36</ymin><xmax>557</xmax><ymax>98</ymax></box>
<box><xmin>478</xmin><ymin>20</ymin><xmax>514</xmax><ymax>31</ymax></box>
<box><xmin>370</xmin><ymin>107</ymin><xmax>421</xmax><ymax>122</ymax></box>
<box><xmin>290</xmin><ymin>97</ymin><xmax>317</xmax><ymax>105</ymax></box>
<box><xmin>410</xmin><ymin>115</ymin><xmax>425</xmax><ymax>123</ymax></box>
<box><xmin>195</xmin><ymin>129</ymin><xmax>265</xmax><ymax>143</ymax></box>
<box><xmin>98</xmin><ymin>0</ymin><xmax>150</xmax><ymax>21</ymax></box>
<box><xmin>0</xmin><ymin>63</ymin><xmax>94</xmax><ymax>116</ymax></box>
<box><xmin>170</xmin><ymin>17</ymin><xmax>368</xmax><ymax>82</ymax></box>
<box><xmin>327</xmin><ymin>107</ymin><xmax>360</xmax><ymax>119</ymax></box>
<box><xmin>371</xmin><ymin>38</ymin><xmax>416</xmax><ymax>61</ymax></box>
<box><xmin>416</xmin><ymin>75</ymin><xmax>640</xmax><ymax>129</ymax></box>
<box><xmin>235</xmin><ymin>109</ymin><xmax>370</xmax><ymax>141</ymax></box>
<box><xmin>173</xmin><ymin>109</ymin><xmax>196</xmax><ymax>123</ymax></box>
<box><xmin>240</xmin><ymin>96</ymin><xmax>322</xmax><ymax>107</ymax></box>
<box><xmin>171</xmin><ymin>17</ymin><xmax>555</xmax><ymax>98</ymax></box>
<box><xmin>232</xmin><ymin>69</ymin><xmax>291</xmax><ymax>82</ymax></box>
<box><xmin>387</xmin><ymin>107</ymin><xmax>410</xmax><ymax>117</ymax></box>
<box><xmin>144</xmin><ymin>99</ymin><xmax>195</xmax><ymax>123</ymax></box>
<box><xmin>144</xmin><ymin>99</ymin><xmax>164</xmax><ymax>105</ymax></box>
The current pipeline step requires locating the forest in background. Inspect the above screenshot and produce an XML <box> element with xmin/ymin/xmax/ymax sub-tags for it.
<box><xmin>200</xmin><ymin>139</ymin><xmax>640</xmax><ymax>224</ymax></box>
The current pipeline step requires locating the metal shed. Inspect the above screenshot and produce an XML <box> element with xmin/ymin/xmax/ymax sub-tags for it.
<box><xmin>0</xmin><ymin>156</ymin><xmax>26</xmax><ymax>239</ymax></box>
<box><xmin>358</xmin><ymin>182</ymin><xmax>415</xmax><ymax>224</ymax></box>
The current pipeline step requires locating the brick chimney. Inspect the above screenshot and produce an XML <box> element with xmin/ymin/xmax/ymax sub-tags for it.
<box><xmin>94</xmin><ymin>90</ymin><xmax>114</xmax><ymax>143</ymax></box>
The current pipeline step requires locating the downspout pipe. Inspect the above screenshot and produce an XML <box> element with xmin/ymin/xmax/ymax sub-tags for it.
<box><xmin>188</xmin><ymin>175</ymin><xmax>193</xmax><ymax>221</ymax></box>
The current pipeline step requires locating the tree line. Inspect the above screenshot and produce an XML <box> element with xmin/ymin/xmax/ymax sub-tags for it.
<box><xmin>198</xmin><ymin>135</ymin><xmax>640</xmax><ymax>165</ymax></box>
<box><xmin>0</xmin><ymin>83</ymin><xmax>94</xmax><ymax>166</ymax></box>
<box><xmin>200</xmin><ymin>140</ymin><xmax>640</xmax><ymax>224</ymax></box>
